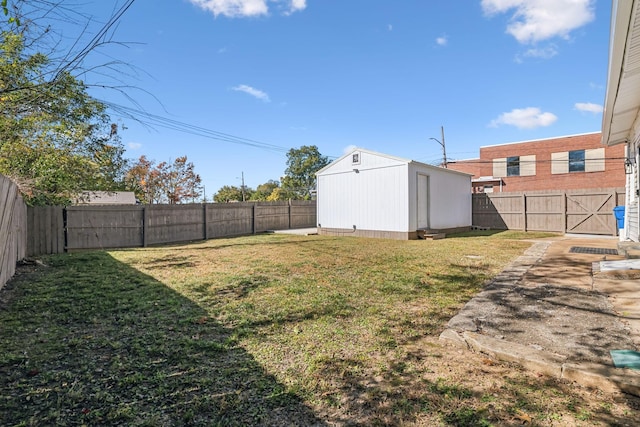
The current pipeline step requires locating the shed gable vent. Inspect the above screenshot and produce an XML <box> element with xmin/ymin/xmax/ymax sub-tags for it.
<box><xmin>352</xmin><ymin>152</ymin><xmax>360</xmax><ymax>165</ymax></box>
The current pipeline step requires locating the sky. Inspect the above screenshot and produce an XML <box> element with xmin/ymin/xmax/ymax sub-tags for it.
<box><xmin>60</xmin><ymin>0</ymin><xmax>612</xmax><ymax>198</ymax></box>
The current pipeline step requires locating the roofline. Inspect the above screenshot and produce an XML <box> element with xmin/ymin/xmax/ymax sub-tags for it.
<box><xmin>407</xmin><ymin>160</ymin><xmax>474</xmax><ymax>177</ymax></box>
<box><xmin>447</xmin><ymin>158</ymin><xmax>480</xmax><ymax>163</ymax></box>
<box><xmin>315</xmin><ymin>147</ymin><xmax>411</xmax><ymax>175</ymax></box>
<box><xmin>479</xmin><ymin>131</ymin><xmax>602</xmax><ymax>149</ymax></box>
<box><xmin>316</xmin><ymin>147</ymin><xmax>473</xmax><ymax>177</ymax></box>
<box><xmin>602</xmin><ymin>0</ymin><xmax>636</xmax><ymax>146</ymax></box>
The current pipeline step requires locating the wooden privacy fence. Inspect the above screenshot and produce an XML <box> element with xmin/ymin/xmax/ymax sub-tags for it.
<box><xmin>27</xmin><ymin>200</ymin><xmax>317</xmax><ymax>255</ymax></box>
<box><xmin>472</xmin><ymin>188</ymin><xmax>625</xmax><ymax>235</ymax></box>
<box><xmin>0</xmin><ymin>175</ymin><xmax>27</xmax><ymax>289</ymax></box>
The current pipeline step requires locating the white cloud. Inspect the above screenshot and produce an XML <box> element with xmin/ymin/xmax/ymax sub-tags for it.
<box><xmin>286</xmin><ymin>0</ymin><xmax>306</xmax><ymax>15</ymax></box>
<box><xmin>128</xmin><ymin>142</ymin><xmax>142</xmax><ymax>150</ymax></box>
<box><xmin>574</xmin><ymin>102</ymin><xmax>603</xmax><ymax>113</ymax></box>
<box><xmin>436</xmin><ymin>35</ymin><xmax>448</xmax><ymax>46</ymax></box>
<box><xmin>481</xmin><ymin>0</ymin><xmax>595</xmax><ymax>44</ymax></box>
<box><xmin>188</xmin><ymin>0</ymin><xmax>305</xmax><ymax>18</ymax></box>
<box><xmin>489</xmin><ymin>107</ymin><xmax>558</xmax><ymax>129</ymax></box>
<box><xmin>522</xmin><ymin>44</ymin><xmax>558</xmax><ymax>59</ymax></box>
<box><xmin>388</xmin><ymin>24</ymin><xmax>393</xmax><ymax>31</ymax></box>
<box><xmin>232</xmin><ymin>84</ymin><xmax>271</xmax><ymax>102</ymax></box>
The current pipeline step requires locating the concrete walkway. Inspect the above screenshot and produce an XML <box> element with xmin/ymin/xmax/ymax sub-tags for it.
<box><xmin>440</xmin><ymin>236</ymin><xmax>640</xmax><ymax>396</ymax></box>
<box><xmin>268</xmin><ymin>228</ymin><xmax>318</xmax><ymax>236</ymax></box>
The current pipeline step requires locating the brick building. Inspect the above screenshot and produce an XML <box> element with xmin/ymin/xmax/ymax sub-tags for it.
<box><xmin>447</xmin><ymin>132</ymin><xmax>625</xmax><ymax>193</ymax></box>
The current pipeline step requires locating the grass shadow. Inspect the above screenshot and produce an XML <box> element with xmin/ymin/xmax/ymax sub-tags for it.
<box><xmin>0</xmin><ymin>252</ymin><xmax>326</xmax><ymax>426</ymax></box>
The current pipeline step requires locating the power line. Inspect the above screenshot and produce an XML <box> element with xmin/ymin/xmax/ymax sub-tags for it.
<box><xmin>446</xmin><ymin>157</ymin><xmax>627</xmax><ymax>164</ymax></box>
<box><xmin>100</xmin><ymin>101</ymin><xmax>291</xmax><ymax>154</ymax></box>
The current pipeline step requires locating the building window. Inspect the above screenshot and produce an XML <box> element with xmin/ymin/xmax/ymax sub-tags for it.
<box><xmin>506</xmin><ymin>156</ymin><xmax>520</xmax><ymax>176</ymax></box>
<box><xmin>568</xmin><ymin>150</ymin><xmax>585</xmax><ymax>172</ymax></box>
<box><xmin>352</xmin><ymin>153</ymin><xmax>360</xmax><ymax>165</ymax></box>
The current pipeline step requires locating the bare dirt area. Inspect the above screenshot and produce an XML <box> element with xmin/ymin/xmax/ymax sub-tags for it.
<box><xmin>414</xmin><ymin>336</ymin><xmax>640</xmax><ymax>427</ymax></box>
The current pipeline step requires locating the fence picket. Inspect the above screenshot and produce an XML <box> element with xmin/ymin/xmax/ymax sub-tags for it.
<box><xmin>0</xmin><ymin>175</ymin><xmax>27</xmax><ymax>289</ymax></box>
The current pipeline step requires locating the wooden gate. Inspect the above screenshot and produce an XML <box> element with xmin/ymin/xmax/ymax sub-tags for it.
<box><xmin>472</xmin><ymin>188</ymin><xmax>625</xmax><ymax>235</ymax></box>
<box><xmin>565</xmin><ymin>191</ymin><xmax>620</xmax><ymax>234</ymax></box>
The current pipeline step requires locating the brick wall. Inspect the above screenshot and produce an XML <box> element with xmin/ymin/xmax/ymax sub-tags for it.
<box><xmin>447</xmin><ymin>132</ymin><xmax>625</xmax><ymax>192</ymax></box>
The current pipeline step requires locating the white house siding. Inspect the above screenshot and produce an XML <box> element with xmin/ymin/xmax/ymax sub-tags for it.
<box><xmin>626</xmin><ymin>137</ymin><xmax>640</xmax><ymax>241</ymax></box>
<box><xmin>407</xmin><ymin>164</ymin><xmax>472</xmax><ymax>231</ymax></box>
<box><xmin>317</xmin><ymin>151</ymin><xmax>409</xmax><ymax>232</ymax></box>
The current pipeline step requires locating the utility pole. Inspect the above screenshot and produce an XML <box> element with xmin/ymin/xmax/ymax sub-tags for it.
<box><xmin>240</xmin><ymin>171</ymin><xmax>246</xmax><ymax>202</ymax></box>
<box><xmin>429</xmin><ymin>126</ymin><xmax>448</xmax><ymax>168</ymax></box>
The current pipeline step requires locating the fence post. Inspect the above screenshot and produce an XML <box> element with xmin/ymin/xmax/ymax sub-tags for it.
<box><xmin>142</xmin><ymin>206</ymin><xmax>148</xmax><ymax>247</ymax></box>
<box><xmin>60</xmin><ymin>207</ymin><xmax>67</xmax><ymax>253</ymax></box>
<box><xmin>521</xmin><ymin>193</ymin><xmax>527</xmax><ymax>231</ymax></box>
<box><xmin>288</xmin><ymin>199</ymin><xmax>292</xmax><ymax>229</ymax></box>
<box><xmin>611</xmin><ymin>189</ymin><xmax>617</xmax><ymax>237</ymax></box>
<box><xmin>203</xmin><ymin>203</ymin><xmax>208</xmax><ymax>240</ymax></box>
<box><xmin>252</xmin><ymin>203</ymin><xmax>256</xmax><ymax>235</ymax></box>
<box><xmin>561</xmin><ymin>192</ymin><xmax>567</xmax><ymax>234</ymax></box>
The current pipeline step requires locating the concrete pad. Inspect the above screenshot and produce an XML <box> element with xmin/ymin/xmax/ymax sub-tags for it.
<box><xmin>462</xmin><ymin>331</ymin><xmax>565</xmax><ymax>379</ymax></box>
<box><xmin>438</xmin><ymin>329</ymin><xmax>468</xmax><ymax>349</ymax></box>
<box><xmin>599</xmin><ymin>259</ymin><xmax>640</xmax><ymax>272</ymax></box>
<box><xmin>269</xmin><ymin>228</ymin><xmax>318</xmax><ymax>236</ymax></box>
<box><xmin>562</xmin><ymin>363</ymin><xmax>640</xmax><ymax>396</ymax></box>
<box><xmin>441</xmin><ymin>236</ymin><xmax>640</xmax><ymax>397</ymax></box>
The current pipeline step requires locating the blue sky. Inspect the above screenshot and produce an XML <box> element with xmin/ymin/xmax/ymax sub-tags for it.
<box><xmin>69</xmin><ymin>0</ymin><xmax>610</xmax><ymax>197</ymax></box>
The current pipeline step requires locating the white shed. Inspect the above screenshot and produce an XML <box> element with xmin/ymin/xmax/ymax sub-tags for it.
<box><xmin>316</xmin><ymin>149</ymin><xmax>472</xmax><ymax>240</ymax></box>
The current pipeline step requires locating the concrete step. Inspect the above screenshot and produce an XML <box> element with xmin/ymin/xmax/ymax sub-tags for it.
<box><xmin>417</xmin><ymin>230</ymin><xmax>446</xmax><ymax>240</ymax></box>
<box><xmin>618</xmin><ymin>241</ymin><xmax>640</xmax><ymax>258</ymax></box>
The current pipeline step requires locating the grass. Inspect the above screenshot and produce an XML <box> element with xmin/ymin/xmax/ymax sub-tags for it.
<box><xmin>1</xmin><ymin>230</ymin><xmax>639</xmax><ymax>426</ymax></box>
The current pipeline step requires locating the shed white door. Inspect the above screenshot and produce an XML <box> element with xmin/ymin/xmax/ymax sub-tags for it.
<box><xmin>417</xmin><ymin>174</ymin><xmax>430</xmax><ymax>229</ymax></box>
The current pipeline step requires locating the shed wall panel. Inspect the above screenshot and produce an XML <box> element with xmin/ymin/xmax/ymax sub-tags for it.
<box><xmin>318</xmin><ymin>164</ymin><xmax>408</xmax><ymax>232</ymax></box>
<box><xmin>408</xmin><ymin>164</ymin><xmax>472</xmax><ymax>230</ymax></box>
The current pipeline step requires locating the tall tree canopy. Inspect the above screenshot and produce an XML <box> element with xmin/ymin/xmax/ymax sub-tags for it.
<box><xmin>0</xmin><ymin>1</ymin><xmax>136</xmax><ymax>205</ymax></box>
<box><xmin>213</xmin><ymin>185</ymin><xmax>250</xmax><ymax>203</ymax></box>
<box><xmin>250</xmin><ymin>180</ymin><xmax>279</xmax><ymax>201</ymax></box>
<box><xmin>0</xmin><ymin>29</ymin><xmax>129</xmax><ymax>204</ymax></box>
<box><xmin>281</xmin><ymin>145</ymin><xmax>329</xmax><ymax>200</ymax></box>
<box><xmin>126</xmin><ymin>156</ymin><xmax>202</xmax><ymax>204</ymax></box>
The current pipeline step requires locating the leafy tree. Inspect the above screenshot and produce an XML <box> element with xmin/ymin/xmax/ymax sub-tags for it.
<box><xmin>161</xmin><ymin>156</ymin><xmax>202</xmax><ymax>204</ymax></box>
<box><xmin>266</xmin><ymin>187</ymin><xmax>296</xmax><ymax>201</ymax></box>
<box><xmin>0</xmin><ymin>1</ymin><xmax>137</xmax><ymax>205</ymax></box>
<box><xmin>213</xmin><ymin>185</ymin><xmax>254</xmax><ymax>203</ymax></box>
<box><xmin>250</xmin><ymin>180</ymin><xmax>280</xmax><ymax>201</ymax></box>
<box><xmin>281</xmin><ymin>145</ymin><xmax>329</xmax><ymax>200</ymax></box>
<box><xmin>125</xmin><ymin>155</ymin><xmax>160</xmax><ymax>204</ymax></box>
<box><xmin>83</xmin><ymin>125</ymin><xmax>131</xmax><ymax>192</ymax></box>
<box><xmin>126</xmin><ymin>156</ymin><xmax>202</xmax><ymax>204</ymax></box>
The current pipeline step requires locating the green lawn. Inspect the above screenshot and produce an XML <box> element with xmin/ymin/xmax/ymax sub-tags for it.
<box><xmin>1</xmin><ymin>231</ymin><xmax>638</xmax><ymax>426</ymax></box>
